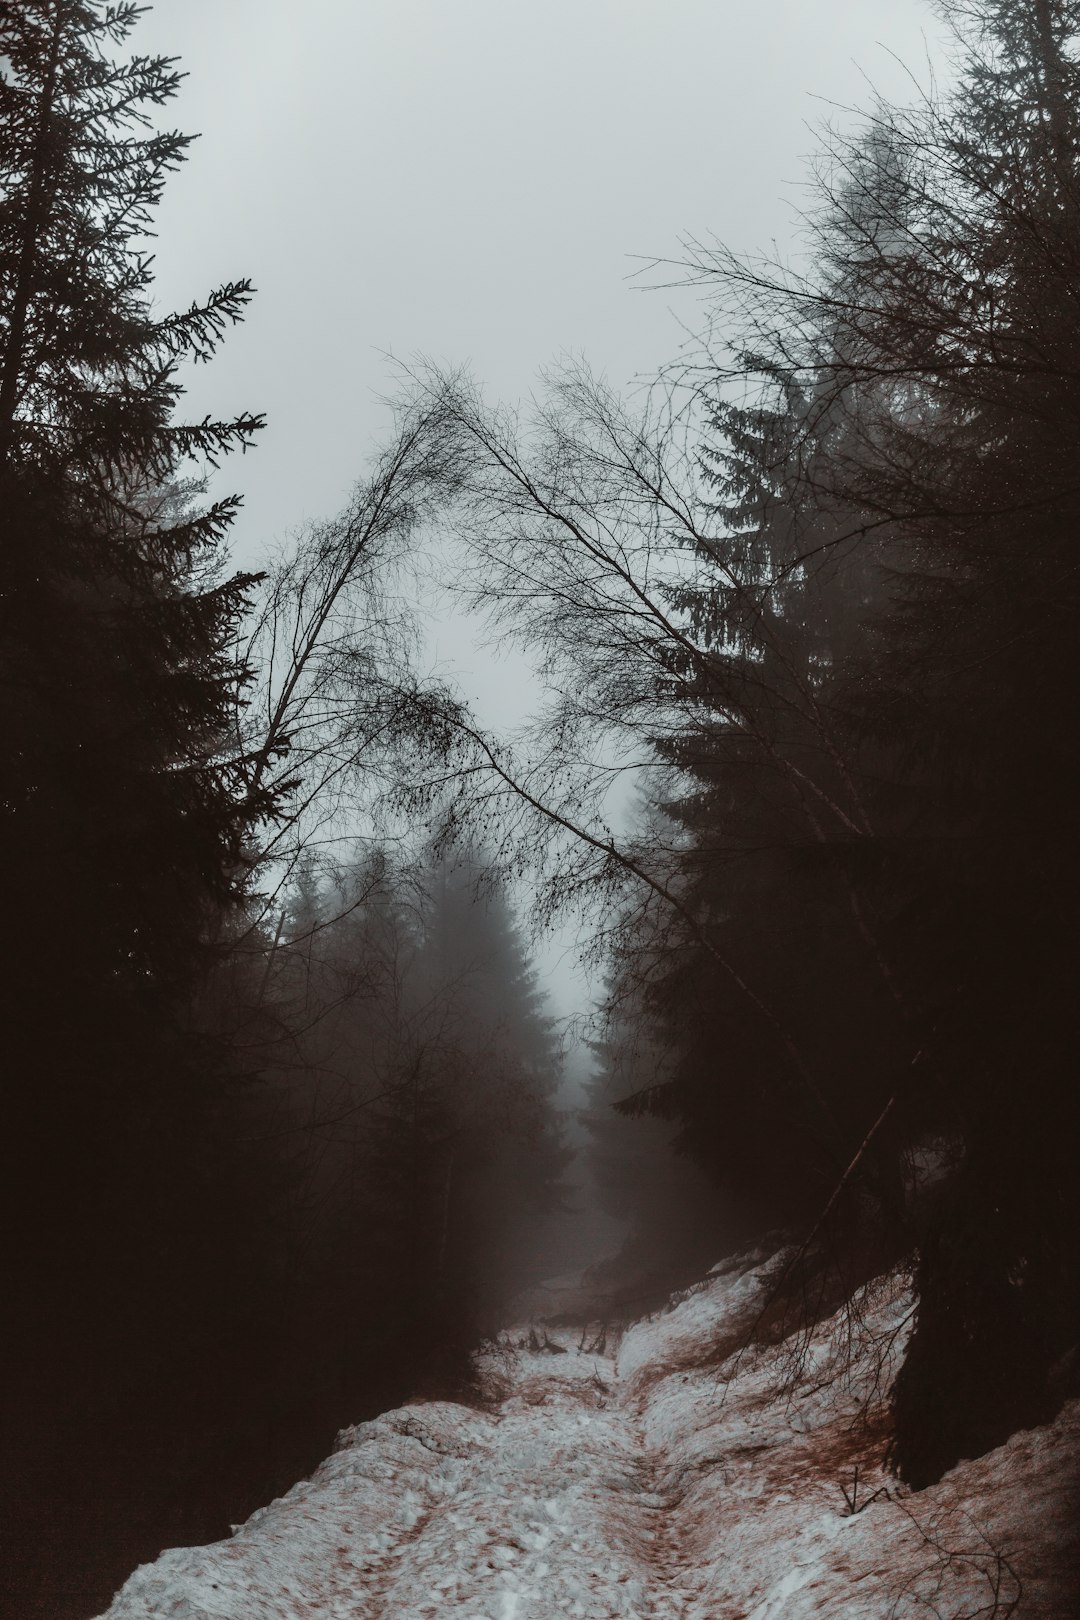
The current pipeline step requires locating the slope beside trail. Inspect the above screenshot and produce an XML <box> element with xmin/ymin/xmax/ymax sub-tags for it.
<box><xmin>98</xmin><ymin>1252</ymin><xmax>1079</xmax><ymax>1620</ymax></box>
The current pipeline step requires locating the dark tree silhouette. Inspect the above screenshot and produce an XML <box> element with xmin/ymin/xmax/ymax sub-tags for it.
<box><xmin>619</xmin><ymin>0</ymin><xmax>1080</xmax><ymax>1482</ymax></box>
<box><xmin>0</xmin><ymin>6</ymin><xmax>277</xmax><ymax>1613</ymax></box>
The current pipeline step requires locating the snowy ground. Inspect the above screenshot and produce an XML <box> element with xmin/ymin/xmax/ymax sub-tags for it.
<box><xmin>99</xmin><ymin>1251</ymin><xmax>1079</xmax><ymax>1619</ymax></box>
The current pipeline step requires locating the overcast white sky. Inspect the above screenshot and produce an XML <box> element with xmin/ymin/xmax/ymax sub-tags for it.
<box><xmin>133</xmin><ymin>0</ymin><xmax>947</xmax><ymax>1015</ymax></box>
<box><xmin>138</xmin><ymin>0</ymin><xmax>944</xmax><ymax>553</ymax></box>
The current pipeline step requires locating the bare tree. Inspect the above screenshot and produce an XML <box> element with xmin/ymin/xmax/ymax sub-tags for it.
<box><xmin>395</xmin><ymin>357</ymin><xmax>905</xmax><ymax>1171</ymax></box>
<box><xmin>230</xmin><ymin>396</ymin><xmax>466</xmax><ymax>927</ymax></box>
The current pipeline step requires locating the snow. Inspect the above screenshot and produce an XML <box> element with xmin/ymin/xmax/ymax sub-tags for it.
<box><xmin>98</xmin><ymin>1251</ymin><xmax>1079</xmax><ymax>1619</ymax></box>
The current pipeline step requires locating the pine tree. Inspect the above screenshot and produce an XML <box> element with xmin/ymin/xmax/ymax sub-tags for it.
<box><xmin>1</xmin><ymin>1</ymin><xmax>269</xmax><ymax>1010</ymax></box>
<box><xmin>0</xmin><ymin>3</ymin><xmax>271</xmax><ymax>1123</ymax></box>
<box><xmin>245</xmin><ymin>848</ymin><xmax>567</xmax><ymax>1419</ymax></box>
<box><xmin>583</xmin><ymin>0</ymin><xmax>1080</xmax><ymax>1478</ymax></box>
<box><xmin>374</xmin><ymin>848</ymin><xmax>566</xmax><ymax>1321</ymax></box>
<box><xmin>825</xmin><ymin>0</ymin><xmax>1080</xmax><ymax>1485</ymax></box>
<box><xmin>621</xmin><ymin>366</ymin><xmax>906</xmax><ymax>1231</ymax></box>
<box><xmin>0</xmin><ymin>7</ymin><xmax>278</xmax><ymax>1612</ymax></box>
<box><xmin>678</xmin><ymin>0</ymin><xmax>1080</xmax><ymax>1481</ymax></box>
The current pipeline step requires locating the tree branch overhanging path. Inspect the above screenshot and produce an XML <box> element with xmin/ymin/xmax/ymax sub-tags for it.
<box><xmin>373</xmin><ymin>359</ymin><xmax>917</xmax><ymax>1180</ymax></box>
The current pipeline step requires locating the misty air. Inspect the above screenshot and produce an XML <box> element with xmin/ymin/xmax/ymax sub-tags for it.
<box><xmin>2</xmin><ymin>2</ymin><xmax>1078</xmax><ymax>1616</ymax></box>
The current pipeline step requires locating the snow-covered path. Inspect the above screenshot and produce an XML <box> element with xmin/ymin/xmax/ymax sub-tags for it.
<box><xmin>99</xmin><ymin>1254</ymin><xmax>1079</xmax><ymax>1619</ymax></box>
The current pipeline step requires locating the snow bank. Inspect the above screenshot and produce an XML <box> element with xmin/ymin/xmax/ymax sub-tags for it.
<box><xmin>98</xmin><ymin>1252</ymin><xmax>1079</xmax><ymax>1619</ymax></box>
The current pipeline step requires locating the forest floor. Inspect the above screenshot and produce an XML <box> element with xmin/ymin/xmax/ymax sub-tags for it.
<box><xmin>98</xmin><ymin>1250</ymin><xmax>1079</xmax><ymax>1619</ymax></box>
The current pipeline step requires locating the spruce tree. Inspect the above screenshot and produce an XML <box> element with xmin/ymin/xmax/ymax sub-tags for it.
<box><xmin>0</xmin><ymin>6</ymin><xmax>277</xmax><ymax>1612</ymax></box>
<box><xmin>829</xmin><ymin>0</ymin><xmax>1080</xmax><ymax>1485</ymax></box>
<box><xmin>623</xmin><ymin>366</ymin><xmax>905</xmax><ymax>1228</ymax></box>
<box><xmin>677</xmin><ymin>0</ymin><xmax>1080</xmax><ymax>1481</ymax></box>
<box><xmin>1</xmin><ymin>1</ymin><xmax>269</xmax><ymax>1007</ymax></box>
<box><xmin>566</xmin><ymin>0</ymin><xmax>1080</xmax><ymax>1481</ymax></box>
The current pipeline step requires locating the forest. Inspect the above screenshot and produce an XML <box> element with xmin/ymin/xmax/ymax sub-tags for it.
<box><xmin>2</xmin><ymin>1</ymin><xmax>1079</xmax><ymax>1615</ymax></box>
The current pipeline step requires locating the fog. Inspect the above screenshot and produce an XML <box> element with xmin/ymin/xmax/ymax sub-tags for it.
<box><xmin>129</xmin><ymin>0</ymin><xmax>946</xmax><ymax>1022</ymax></box>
